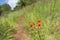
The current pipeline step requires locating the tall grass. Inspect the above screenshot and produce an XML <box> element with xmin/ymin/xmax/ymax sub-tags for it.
<box><xmin>24</xmin><ymin>0</ymin><xmax>60</xmax><ymax>40</ymax></box>
<box><xmin>0</xmin><ymin>0</ymin><xmax>60</xmax><ymax>40</ymax></box>
<box><xmin>0</xmin><ymin>9</ymin><xmax>26</xmax><ymax>40</ymax></box>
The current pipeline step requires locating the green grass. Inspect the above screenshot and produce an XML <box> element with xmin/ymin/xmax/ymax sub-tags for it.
<box><xmin>24</xmin><ymin>0</ymin><xmax>60</xmax><ymax>40</ymax></box>
<box><xmin>0</xmin><ymin>0</ymin><xmax>60</xmax><ymax>40</ymax></box>
<box><xmin>0</xmin><ymin>9</ymin><xmax>26</xmax><ymax>40</ymax></box>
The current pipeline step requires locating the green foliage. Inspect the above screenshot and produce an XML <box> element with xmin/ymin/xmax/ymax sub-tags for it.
<box><xmin>24</xmin><ymin>0</ymin><xmax>60</xmax><ymax>40</ymax></box>
<box><xmin>15</xmin><ymin>0</ymin><xmax>39</xmax><ymax>10</ymax></box>
<box><xmin>22</xmin><ymin>0</ymin><xmax>37</xmax><ymax>5</ymax></box>
<box><xmin>15</xmin><ymin>0</ymin><xmax>26</xmax><ymax>10</ymax></box>
<box><xmin>0</xmin><ymin>6</ymin><xmax>2</xmax><ymax>15</ymax></box>
<box><xmin>0</xmin><ymin>7</ymin><xmax>26</xmax><ymax>40</ymax></box>
<box><xmin>0</xmin><ymin>0</ymin><xmax>60</xmax><ymax>40</ymax></box>
<box><xmin>0</xmin><ymin>4</ymin><xmax>11</xmax><ymax>16</ymax></box>
<box><xmin>1</xmin><ymin>4</ymin><xmax>11</xmax><ymax>11</ymax></box>
<box><xmin>14</xmin><ymin>0</ymin><xmax>22</xmax><ymax>10</ymax></box>
<box><xmin>0</xmin><ymin>18</ymin><xmax>17</xmax><ymax>40</ymax></box>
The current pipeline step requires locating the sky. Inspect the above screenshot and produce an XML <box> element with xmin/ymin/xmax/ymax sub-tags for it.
<box><xmin>0</xmin><ymin>0</ymin><xmax>8</xmax><ymax>5</ymax></box>
<box><xmin>0</xmin><ymin>0</ymin><xmax>19</xmax><ymax>10</ymax></box>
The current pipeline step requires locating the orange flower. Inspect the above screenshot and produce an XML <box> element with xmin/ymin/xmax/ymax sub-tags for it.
<box><xmin>29</xmin><ymin>22</ymin><xmax>34</xmax><ymax>30</ymax></box>
<box><xmin>37</xmin><ymin>19</ymin><xmax>42</xmax><ymax>29</ymax></box>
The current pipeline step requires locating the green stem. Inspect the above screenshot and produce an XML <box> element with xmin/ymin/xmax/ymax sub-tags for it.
<box><xmin>31</xmin><ymin>30</ymin><xmax>35</xmax><ymax>40</ymax></box>
<box><xmin>38</xmin><ymin>30</ymin><xmax>41</xmax><ymax>40</ymax></box>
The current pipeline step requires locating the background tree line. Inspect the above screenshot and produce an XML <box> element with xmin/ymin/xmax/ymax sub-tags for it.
<box><xmin>0</xmin><ymin>4</ymin><xmax>11</xmax><ymax>16</ymax></box>
<box><xmin>15</xmin><ymin>0</ymin><xmax>38</xmax><ymax>10</ymax></box>
<box><xmin>0</xmin><ymin>0</ymin><xmax>39</xmax><ymax>16</ymax></box>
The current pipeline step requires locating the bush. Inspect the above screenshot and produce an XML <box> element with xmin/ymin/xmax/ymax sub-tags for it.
<box><xmin>0</xmin><ymin>4</ymin><xmax>11</xmax><ymax>16</ymax></box>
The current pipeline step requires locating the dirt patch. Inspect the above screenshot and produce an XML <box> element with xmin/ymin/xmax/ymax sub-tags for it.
<box><xmin>13</xmin><ymin>29</ymin><xmax>28</xmax><ymax>40</ymax></box>
<box><xmin>13</xmin><ymin>16</ymin><xmax>29</xmax><ymax>40</ymax></box>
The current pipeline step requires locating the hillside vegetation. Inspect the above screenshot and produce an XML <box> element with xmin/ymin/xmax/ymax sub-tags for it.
<box><xmin>0</xmin><ymin>0</ymin><xmax>60</xmax><ymax>40</ymax></box>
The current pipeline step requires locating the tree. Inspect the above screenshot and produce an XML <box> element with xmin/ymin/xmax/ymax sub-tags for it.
<box><xmin>14</xmin><ymin>0</ymin><xmax>26</xmax><ymax>10</ymax></box>
<box><xmin>1</xmin><ymin>4</ymin><xmax>11</xmax><ymax>12</ymax></box>
<box><xmin>15</xmin><ymin>0</ymin><xmax>38</xmax><ymax>10</ymax></box>
<box><xmin>0</xmin><ymin>6</ymin><xmax>2</xmax><ymax>16</ymax></box>
<box><xmin>0</xmin><ymin>4</ymin><xmax>11</xmax><ymax>15</ymax></box>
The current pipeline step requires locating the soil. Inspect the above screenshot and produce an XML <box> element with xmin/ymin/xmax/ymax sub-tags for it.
<box><xmin>13</xmin><ymin>16</ymin><xmax>29</xmax><ymax>40</ymax></box>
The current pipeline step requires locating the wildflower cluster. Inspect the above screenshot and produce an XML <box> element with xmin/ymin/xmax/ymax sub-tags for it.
<box><xmin>29</xmin><ymin>19</ymin><xmax>42</xmax><ymax>30</ymax></box>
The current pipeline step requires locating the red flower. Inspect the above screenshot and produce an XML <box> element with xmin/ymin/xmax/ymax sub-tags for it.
<box><xmin>29</xmin><ymin>22</ymin><xmax>34</xmax><ymax>30</ymax></box>
<box><xmin>37</xmin><ymin>19</ymin><xmax>42</xmax><ymax>29</ymax></box>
